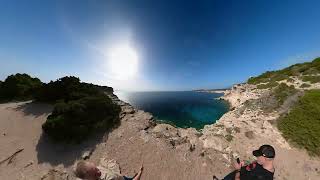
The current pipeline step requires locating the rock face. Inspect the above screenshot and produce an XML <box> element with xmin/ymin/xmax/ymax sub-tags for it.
<box><xmin>201</xmin><ymin>136</ymin><xmax>228</xmax><ymax>152</ymax></box>
<box><xmin>99</xmin><ymin>158</ymin><xmax>121</xmax><ymax>175</ymax></box>
<box><xmin>208</xmin><ymin>83</ymin><xmax>320</xmax><ymax>180</ymax></box>
<box><xmin>81</xmin><ymin>149</ymin><xmax>93</xmax><ymax>160</ymax></box>
<box><xmin>221</xmin><ymin>83</ymin><xmax>262</xmax><ymax>108</ymax></box>
<box><xmin>104</xmin><ymin>88</ymin><xmax>320</xmax><ymax>180</ymax></box>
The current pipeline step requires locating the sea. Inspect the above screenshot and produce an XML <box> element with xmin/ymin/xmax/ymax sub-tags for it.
<box><xmin>114</xmin><ymin>91</ymin><xmax>229</xmax><ymax>129</ymax></box>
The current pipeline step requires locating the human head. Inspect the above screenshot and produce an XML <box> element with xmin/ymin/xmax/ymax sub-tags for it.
<box><xmin>75</xmin><ymin>161</ymin><xmax>101</xmax><ymax>180</ymax></box>
<box><xmin>253</xmin><ymin>144</ymin><xmax>275</xmax><ymax>165</ymax></box>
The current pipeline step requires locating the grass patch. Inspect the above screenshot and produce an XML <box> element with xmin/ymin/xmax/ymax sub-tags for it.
<box><xmin>278</xmin><ymin>90</ymin><xmax>320</xmax><ymax>156</ymax></box>
<box><xmin>300</xmin><ymin>83</ymin><xmax>311</xmax><ymax>88</ymax></box>
<box><xmin>301</xmin><ymin>76</ymin><xmax>320</xmax><ymax>84</ymax></box>
<box><xmin>273</xmin><ymin>83</ymin><xmax>297</xmax><ymax>106</ymax></box>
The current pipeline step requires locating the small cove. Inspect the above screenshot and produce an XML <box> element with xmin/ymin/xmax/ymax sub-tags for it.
<box><xmin>115</xmin><ymin>91</ymin><xmax>229</xmax><ymax>129</ymax></box>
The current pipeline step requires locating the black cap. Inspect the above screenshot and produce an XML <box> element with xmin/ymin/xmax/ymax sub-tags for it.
<box><xmin>252</xmin><ymin>145</ymin><xmax>275</xmax><ymax>158</ymax></box>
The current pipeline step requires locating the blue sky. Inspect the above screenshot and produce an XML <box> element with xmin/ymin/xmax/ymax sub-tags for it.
<box><xmin>1</xmin><ymin>0</ymin><xmax>320</xmax><ymax>91</ymax></box>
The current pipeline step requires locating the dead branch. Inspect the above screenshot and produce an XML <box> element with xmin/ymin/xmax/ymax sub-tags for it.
<box><xmin>0</xmin><ymin>148</ymin><xmax>24</xmax><ymax>165</ymax></box>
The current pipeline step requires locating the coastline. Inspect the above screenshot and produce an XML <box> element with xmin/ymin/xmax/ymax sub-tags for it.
<box><xmin>112</xmin><ymin>87</ymin><xmax>320</xmax><ymax>179</ymax></box>
<box><xmin>1</xmin><ymin>84</ymin><xmax>320</xmax><ymax>179</ymax></box>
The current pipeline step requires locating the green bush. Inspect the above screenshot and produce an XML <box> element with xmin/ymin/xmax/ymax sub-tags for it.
<box><xmin>35</xmin><ymin>76</ymin><xmax>113</xmax><ymax>103</ymax></box>
<box><xmin>0</xmin><ymin>74</ymin><xmax>120</xmax><ymax>142</ymax></box>
<box><xmin>301</xmin><ymin>76</ymin><xmax>320</xmax><ymax>84</ymax></box>
<box><xmin>42</xmin><ymin>95</ymin><xmax>121</xmax><ymax>142</ymax></box>
<box><xmin>248</xmin><ymin>57</ymin><xmax>320</xmax><ymax>84</ymax></box>
<box><xmin>300</xmin><ymin>83</ymin><xmax>311</xmax><ymax>88</ymax></box>
<box><xmin>0</xmin><ymin>73</ymin><xmax>42</xmax><ymax>101</ymax></box>
<box><xmin>248</xmin><ymin>71</ymin><xmax>274</xmax><ymax>84</ymax></box>
<box><xmin>37</xmin><ymin>76</ymin><xmax>119</xmax><ymax>142</ymax></box>
<box><xmin>273</xmin><ymin>83</ymin><xmax>297</xmax><ymax>106</ymax></box>
<box><xmin>278</xmin><ymin>90</ymin><xmax>320</xmax><ymax>156</ymax></box>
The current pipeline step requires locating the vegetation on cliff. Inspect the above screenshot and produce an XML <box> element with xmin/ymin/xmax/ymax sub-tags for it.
<box><xmin>278</xmin><ymin>90</ymin><xmax>320</xmax><ymax>156</ymax></box>
<box><xmin>43</xmin><ymin>95</ymin><xmax>121</xmax><ymax>142</ymax></box>
<box><xmin>0</xmin><ymin>73</ymin><xmax>120</xmax><ymax>142</ymax></box>
<box><xmin>246</xmin><ymin>57</ymin><xmax>320</xmax><ymax>156</ymax></box>
<box><xmin>248</xmin><ymin>57</ymin><xmax>320</xmax><ymax>85</ymax></box>
<box><xmin>34</xmin><ymin>76</ymin><xmax>113</xmax><ymax>103</ymax></box>
<box><xmin>0</xmin><ymin>73</ymin><xmax>42</xmax><ymax>101</ymax></box>
<box><xmin>240</xmin><ymin>83</ymin><xmax>298</xmax><ymax>114</ymax></box>
<box><xmin>273</xmin><ymin>83</ymin><xmax>298</xmax><ymax>106</ymax></box>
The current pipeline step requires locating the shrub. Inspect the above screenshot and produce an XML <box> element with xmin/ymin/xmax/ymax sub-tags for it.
<box><xmin>302</xmin><ymin>67</ymin><xmax>319</xmax><ymax>75</ymax></box>
<box><xmin>247</xmin><ymin>57</ymin><xmax>320</xmax><ymax>84</ymax></box>
<box><xmin>35</xmin><ymin>76</ymin><xmax>113</xmax><ymax>103</ymax></box>
<box><xmin>272</xmin><ymin>74</ymin><xmax>288</xmax><ymax>81</ymax></box>
<box><xmin>273</xmin><ymin>83</ymin><xmax>297</xmax><ymax>106</ymax></box>
<box><xmin>0</xmin><ymin>73</ymin><xmax>42</xmax><ymax>101</ymax></box>
<box><xmin>278</xmin><ymin>90</ymin><xmax>320</xmax><ymax>156</ymax></box>
<box><xmin>301</xmin><ymin>76</ymin><xmax>320</xmax><ymax>84</ymax></box>
<box><xmin>287</xmin><ymin>78</ymin><xmax>295</xmax><ymax>83</ymax></box>
<box><xmin>37</xmin><ymin>76</ymin><xmax>118</xmax><ymax>142</ymax></box>
<box><xmin>0</xmin><ymin>74</ymin><xmax>119</xmax><ymax>142</ymax></box>
<box><xmin>300</xmin><ymin>83</ymin><xmax>311</xmax><ymax>88</ymax></box>
<box><xmin>42</xmin><ymin>95</ymin><xmax>121</xmax><ymax>142</ymax></box>
<box><xmin>248</xmin><ymin>71</ymin><xmax>274</xmax><ymax>84</ymax></box>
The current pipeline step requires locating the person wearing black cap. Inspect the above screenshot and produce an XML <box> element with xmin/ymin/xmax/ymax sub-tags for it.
<box><xmin>220</xmin><ymin>144</ymin><xmax>275</xmax><ymax>180</ymax></box>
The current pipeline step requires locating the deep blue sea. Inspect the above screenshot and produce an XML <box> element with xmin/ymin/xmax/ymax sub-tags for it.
<box><xmin>114</xmin><ymin>91</ymin><xmax>229</xmax><ymax>129</ymax></box>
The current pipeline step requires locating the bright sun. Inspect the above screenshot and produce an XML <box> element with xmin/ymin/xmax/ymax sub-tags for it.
<box><xmin>107</xmin><ymin>44</ymin><xmax>139</xmax><ymax>80</ymax></box>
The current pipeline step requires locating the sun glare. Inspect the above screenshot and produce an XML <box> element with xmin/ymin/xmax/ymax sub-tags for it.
<box><xmin>107</xmin><ymin>44</ymin><xmax>139</xmax><ymax>80</ymax></box>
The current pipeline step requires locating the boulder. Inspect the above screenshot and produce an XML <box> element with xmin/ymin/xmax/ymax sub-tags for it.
<box><xmin>152</xmin><ymin>124</ymin><xmax>179</xmax><ymax>138</ymax></box>
<box><xmin>201</xmin><ymin>135</ymin><xmax>229</xmax><ymax>152</ymax></box>
<box><xmin>81</xmin><ymin>149</ymin><xmax>93</xmax><ymax>160</ymax></box>
<box><xmin>99</xmin><ymin>158</ymin><xmax>121</xmax><ymax>174</ymax></box>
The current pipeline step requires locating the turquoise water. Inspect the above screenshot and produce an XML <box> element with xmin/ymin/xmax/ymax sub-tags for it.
<box><xmin>115</xmin><ymin>91</ymin><xmax>229</xmax><ymax>129</ymax></box>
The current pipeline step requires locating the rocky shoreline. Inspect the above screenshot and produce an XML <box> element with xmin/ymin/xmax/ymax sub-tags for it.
<box><xmin>1</xmin><ymin>83</ymin><xmax>320</xmax><ymax>179</ymax></box>
<box><xmin>106</xmin><ymin>83</ymin><xmax>320</xmax><ymax>179</ymax></box>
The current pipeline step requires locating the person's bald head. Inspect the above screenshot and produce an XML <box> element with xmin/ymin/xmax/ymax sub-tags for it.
<box><xmin>75</xmin><ymin>161</ymin><xmax>101</xmax><ymax>180</ymax></box>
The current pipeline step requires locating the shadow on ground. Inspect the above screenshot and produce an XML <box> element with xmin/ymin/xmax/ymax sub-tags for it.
<box><xmin>12</xmin><ymin>101</ymin><xmax>53</xmax><ymax>117</ymax></box>
<box><xmin>36</xmin><ymin>132</ymin><xmax>105</xmax><ymax>166</ymax></box>
<box><xmin>36</xmin><ymin>120</ymin><xmax>121</xmax><ymax>167</ymax></box>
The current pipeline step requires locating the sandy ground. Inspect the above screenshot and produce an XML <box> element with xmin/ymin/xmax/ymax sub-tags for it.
<box><xmin>0</xmin><ymin>100</ymin><xmax>231</xmax><ymax>180</ymax></box>
<box><xmin>1</xmin><ymin>84</ymin><xmax>320</xmax><ymax>180</ymax></box>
